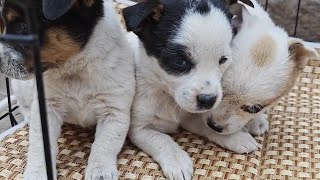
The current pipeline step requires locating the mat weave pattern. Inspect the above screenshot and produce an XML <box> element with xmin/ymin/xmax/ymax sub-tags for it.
<box><xmin>1</xmin><ymin>58</ymin><xmax>319</xmax><ymax>180</ymax></box>
<box><xmin>1</xmin><ymin>2</ymin><xmax>320</xmax><ymax>180</ymax></box>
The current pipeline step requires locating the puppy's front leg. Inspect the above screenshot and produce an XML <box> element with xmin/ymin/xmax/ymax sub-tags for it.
<box><xmin>245</xmin><ymin>113</ymin><xmax>269</xmax><ymax>136</ymax></box>
<box><xmin>85</xmin><ymin>109</ymin><xmax>129</xmax><ymax>180</ymax></box>
<box><xmin>130</xmin><ymin>125</ymin><xmax>193</xmax><ymax>180</ymax></box>
<box><xmin>181</xmin><ymin>117</ymin><xmax>258</xmax><ymax>154</ymax></box>
<box><xmin>24</xmin><ymin>99</ymin><xmax>63</xmax><ymax>180</ymax></box>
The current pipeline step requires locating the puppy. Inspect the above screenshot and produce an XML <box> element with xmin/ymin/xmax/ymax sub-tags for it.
<box><xmin>1</xmin><ymin>0</ymin><xmax>135</xmax><ymax>179</ymax></box>
<box><xmin>182</xmin><ymin>0</ymin><xmax>319</xmax><ymax>153</ymax></box>
<box><xmin>123</xmin><ymin>0</ymin><xmax>253</xmax><ymax>179</ymax></box>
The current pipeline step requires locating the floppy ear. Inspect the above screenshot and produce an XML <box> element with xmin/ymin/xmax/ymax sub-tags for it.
<box><xmin>43</xmin><ymin>0</ymin><xmax>96</xmax><ymax>20</ymax></box>
<box><xmin>227</xmin><ymin>0</ymin><xmax>254</xmax><ymax>32</ymax></box>
<box><xmin>43</xmin><ymin>0</ymin><xmax>76</xmax><ymax>20</ymax></box>
<box><xmin>288</xmin><ymin>38</ymin><xmax>320</xmax><ymax>71</ymax></box>
<box><xmin>122</xmin><ymin>0</ymin><xmax>164</xmax><ymax>34</ymax></box>
<box><xmin>226</xmin><ymin>0</ymin><xmax>254</xmax><ymax>8</ymax></box>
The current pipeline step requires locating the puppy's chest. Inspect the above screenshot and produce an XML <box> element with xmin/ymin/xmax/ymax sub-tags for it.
<box><xmin>45</xmin><ymin>73</ymin><xmax>110</xmax><ymax>125</ymax></box>
<box><xmin>48</xmin><ymin>73</ymin><xmax>105</xmax><ymax>97</ymax></box>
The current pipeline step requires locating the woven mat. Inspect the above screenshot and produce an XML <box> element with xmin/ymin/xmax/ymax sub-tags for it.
<box><xmin>0</xmin><ymin>124</ymin><xmax>265</xmax><ymax>180</ymax></box>
<box><xmin>259</xmin><ymin>58</ymin><xmax>320</xmax><ymax>179</ymax></box>
<box><xmin>1</xmin><ymin>2</ymin><xmax>320</xmax><ymax>180</ymax></box>
<box><xmin>1</xmin><ymin>59</ymin><xmax>319</xmax><ymax>180</ymax></box>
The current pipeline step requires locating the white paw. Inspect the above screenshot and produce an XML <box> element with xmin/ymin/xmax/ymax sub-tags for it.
<box><xmin>245</xmin><ymin>114</ymin><xmax>269</xmax><ymax>136</ymax></box>
<box><xmin>214</xmin><ymin>131</ymin><xmax>259</xmax><ymax>154</ymax></box>
<box><xmin>156</xmin><ymin>148</ymin><xmax>193</xmax><ymax>180</ymax></box>
<box><xmin>85</xmin><ymin>163</ymin><xmax>118</xmax><ymax>180</ymax></box>
<box><xmin>23</xmin><ymin>165</ymin><xmax>57</xmax><ymax>180</ymax></box>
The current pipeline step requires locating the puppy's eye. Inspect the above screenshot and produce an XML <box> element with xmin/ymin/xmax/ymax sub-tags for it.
<box><xmin>219</xmin><ymin>56</ymin><xmax>228</xmax><ymax>65</ymax></box>
<box><xmin>173</xmin><ymin>59</ymin><xmax>187</xmax><ymax>67</ymax></box>
<box><xmin>241</xmin><ymin>104</ymin><xmax>266</xmax><ymax>114</ymax></box>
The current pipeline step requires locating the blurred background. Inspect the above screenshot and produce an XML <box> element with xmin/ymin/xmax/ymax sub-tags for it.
<box><xmin>266</xmin><ymin>0</ymin><xmax>320</xmax><ymax>42</ymax></box>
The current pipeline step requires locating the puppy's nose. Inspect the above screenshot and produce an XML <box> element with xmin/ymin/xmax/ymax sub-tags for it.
<box><xmin>197</xmin><ymin>94</ymin><xmax>216</xmax><ymax>109</ymax></box>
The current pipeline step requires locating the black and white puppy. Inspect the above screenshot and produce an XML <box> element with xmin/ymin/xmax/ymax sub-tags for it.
<box><xmin>123</xmin><ymin>0</ymin><xmax>251</xmax><ymax>179</ymax></box>
<box><xmin>0</xmin><ymin>0</ymin><xmax>135</xmax><ymax>179</ymax></box>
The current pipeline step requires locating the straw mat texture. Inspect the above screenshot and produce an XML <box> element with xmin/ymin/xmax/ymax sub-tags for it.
<box><xmin>1</xmin><ymin>55</ymin><xmax>319</xmax><ymax>180</ymax></box>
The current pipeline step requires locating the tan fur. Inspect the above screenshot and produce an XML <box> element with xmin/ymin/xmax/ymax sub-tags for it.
<box><xmin>289</xmin><ymin>42</ymin><xmax>316</xmax><ymax>71</ymax></box>
<box><xmin>0</xmin><ymin>14</ymin><xmax>5</xmax><ymax>34</ymax></box>
<box><xmin>1</xmin><ymin>8</ymin><xmax>81</xmax><ymax>71</ymax></box>
<box><xmin>151</xmin><ymin>4</ymin><xmax>164</xmax><ymax>21</ymax></box>
<box><xmin>262</xmin><ymin>41</ymin><xmax>317</xmax><ymax>108</ymax></box>
<box><xmin>6</xmin><ymin>8</ymin><xmax>20</xmax><ymax>22</ymax></box>
<box><xmin>1</xmin><ymin>8</ymin><xmax>22</xmax><ymax>34</ymax></box>
<box><xmin>40</xmin><ymin>28</ymin><xmax>81</xmax><ymax>68</ymax></box>
<box><xmin>250</xmin><ymin>35</ymin><xmax>276</xmax><ymax>67</ymax></box>
<box><xmin>84</xmin><ymin>0</ymin><xmax>95</xmax><ymax>7</ymax></box>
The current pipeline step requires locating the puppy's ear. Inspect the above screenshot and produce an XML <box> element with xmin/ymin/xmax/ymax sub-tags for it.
<box><xmin>43</xmin><ymin>0</ymin><xmax>96</xmax><ymax>20</ymax></box>
<box><xmin>43</xmin><ymin>0</ymin><xmax>76</xmax><ymax>20</ymax></box>
<box><xmin>123</xmin><ymin>0</ymin><xmax>164</xmax><ymax>34</ymax></box>
<box><xmin>227</xmin><ymin>0</ymin><xmax>254</xmax><ymax>32</ymax></box>
<box><xmin>226</xmin><ymin>0</ymin><xmax>254</xmax><ymax>8</ymax></box>
<box><xmin>288</xmin><ymin>38</ymin><xmax>320</xmax><ymax>71</ymax></box>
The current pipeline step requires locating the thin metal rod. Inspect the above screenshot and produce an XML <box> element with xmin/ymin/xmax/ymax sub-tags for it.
<box><xmin>0</xmin><ymin>106</ymin><xmax>19</xmax><ymax>120</ymax></box>
<box><xmin>293</xmin><ymin>0</ymin><xmax>301</xmax><ymax>37</ymax></box>
<box><xmin>0</xmin><ymin>34</ymin><xmax>38</xmax><ymax>45</ymax></box>
<box><xmin>5</xmin><ymin>77</ymin><xmax>18</xmax><ymax>126</ymax></box>
<box><xmin>26</xmin><ymin>2</ymin><xmax>54</xmax><ymax>180</ymax></box>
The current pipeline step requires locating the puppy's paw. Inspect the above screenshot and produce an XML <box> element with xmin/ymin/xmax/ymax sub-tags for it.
<box><xmin>214</xmin><ymin>131</ymin><xmax>259</xmax><ymax>154</ymax></box>
<box><xmin>23</xmin><ymin>165</ymin><xmax>56</xmax><ymax>180</ymax></box>
<box><xmin>85</xmin><ymin>163</ymin><xmax>118</xmax><ymax>180</ymax></box>
<box><xmin>156</xmin><ymin>149</ymin><xmax>193</xmax><ymax>180</ymax></box>
<box><xmin>245</xmin><ymin>114</ymin><xmax>269</xmax><ymax>136</ymax></box>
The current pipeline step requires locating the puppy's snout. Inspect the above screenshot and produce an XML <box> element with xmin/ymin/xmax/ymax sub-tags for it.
<box><xmin>197</xmin><ymin>94</ymin><xmax>216</xmax><ymax>109</ymax></box>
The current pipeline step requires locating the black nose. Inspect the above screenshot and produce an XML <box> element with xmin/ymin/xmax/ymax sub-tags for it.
<box><xmin>197</xmin><ymin>94</ymin><xmax>216</xmax><ymax>109</ymax></box>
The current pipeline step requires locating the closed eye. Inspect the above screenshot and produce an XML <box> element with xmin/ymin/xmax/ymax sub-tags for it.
<box><xmin>241</xmin><ymin>104</ymin><xmax>266</xmax><ymax>114</ymax></box>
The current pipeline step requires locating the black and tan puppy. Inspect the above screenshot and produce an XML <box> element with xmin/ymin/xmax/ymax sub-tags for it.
<box><xmin>0</xmin><ymin>0</ymin><xmax>135</xmax><ymax>179</ymax></box>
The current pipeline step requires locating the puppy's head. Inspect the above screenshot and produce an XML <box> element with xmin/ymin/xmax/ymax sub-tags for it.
<box><xmin>206</xmin><ymin>0</ymin><xmax>319</xmax><ymax>134</ymax></box>
<box><xmin>123</xmin><ymin>0</ymin><xmax>254</xmax><ymax>113</ymax></box>
<box><xmin>0</xmin><ymin>0</ymin><xmax>104</xmax><ymax>79</ymax></box>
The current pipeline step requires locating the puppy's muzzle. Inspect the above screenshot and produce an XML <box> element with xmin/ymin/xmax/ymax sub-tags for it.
<box><xmin>197</xmin><ymin>94</ymin><xmax>216</xmax><ymax>110</ymax></box>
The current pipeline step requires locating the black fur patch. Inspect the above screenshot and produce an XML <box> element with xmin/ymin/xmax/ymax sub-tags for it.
<box><xmin>194</xmin><ymin>0</ymin><xmax>211</xmax><ymax>15</ymax></box>
<box><xmin>207</xmin><ymin>117</ymin><xmax>223</xmax><ymax>133</ymax></box>
<box><xmin>157</xmin><ymin>44</ymin><xmax>195</xmax><ymax>75</ymax></box>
